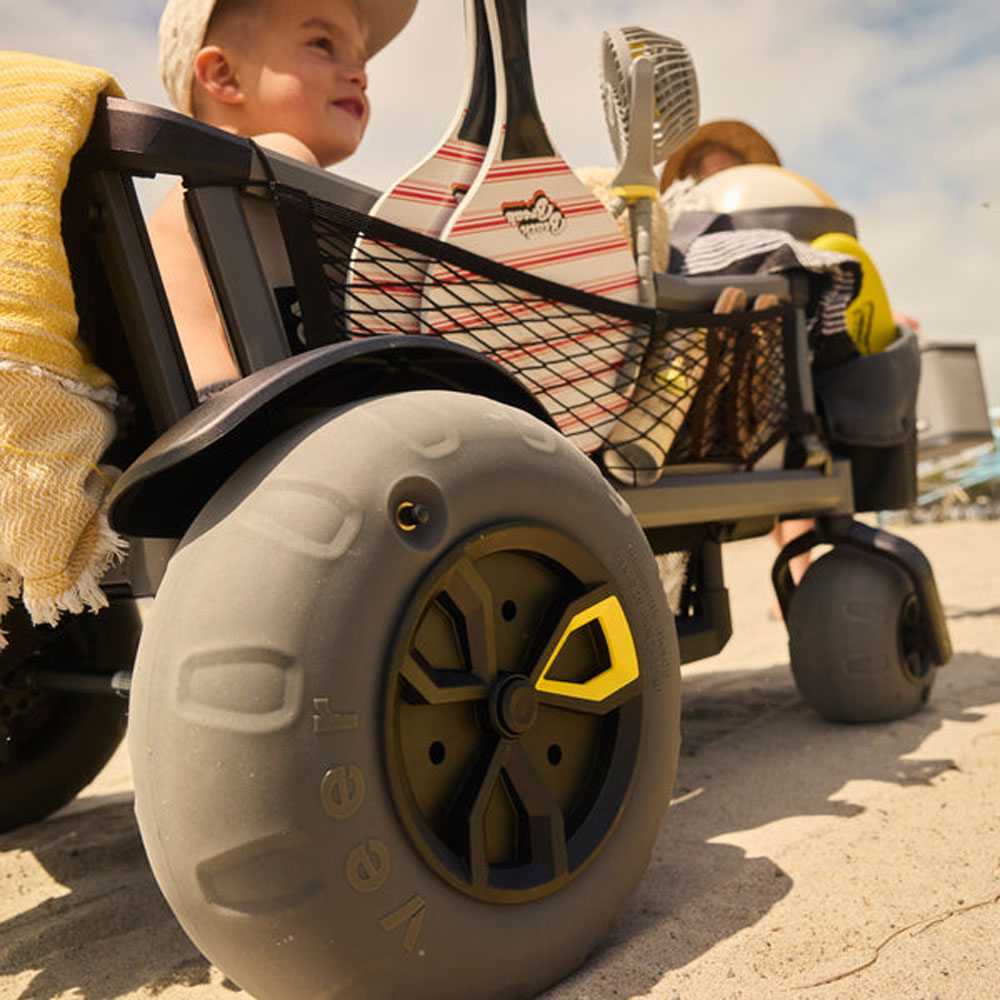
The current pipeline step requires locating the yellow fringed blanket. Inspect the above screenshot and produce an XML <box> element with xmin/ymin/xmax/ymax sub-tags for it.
<box><xmin>0</xmin><ymin>51</ymin><xmax>126</xmax><ymax>645</ymax></box>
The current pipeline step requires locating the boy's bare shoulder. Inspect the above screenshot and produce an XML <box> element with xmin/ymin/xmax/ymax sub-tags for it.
<box><xmin>253</xmin><ymin>132</ymin><xmax>321</xmax><ymax>167</ymax></box>
<box><xmin>147</xmin><ymin>180</ymin><xmax>185</xmax><ymax>245</ymax></box>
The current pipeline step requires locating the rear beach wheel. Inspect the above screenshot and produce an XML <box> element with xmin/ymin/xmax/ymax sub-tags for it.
<box><xmin>0</xmin><ymin>686</ymin><xmax>126</xmax><ymax>831</ymax></box>
<box><xmin>787</xmin><ymin>546</ymin><xmax>935</xmax><ymax>722</ymax></box>
<box><xmin>0</xmin><ymin>601</ymin><xmax>137</xmax><ymax>831</ymax></box>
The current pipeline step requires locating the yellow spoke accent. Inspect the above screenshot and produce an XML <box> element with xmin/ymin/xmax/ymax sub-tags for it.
<box><xmin>535</xmin><ymin>595</ymin><xmax>638</xmax><ymax>703</ymax></box>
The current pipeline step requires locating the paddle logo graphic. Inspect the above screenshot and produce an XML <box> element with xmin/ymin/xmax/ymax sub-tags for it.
<box><xmin>502</xmin><ymin>190</ymin><xmax>566</xmax><ymax>238</ymax></box>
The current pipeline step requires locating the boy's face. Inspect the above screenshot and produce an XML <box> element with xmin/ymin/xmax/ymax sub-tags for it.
<box><xmin>237</xmin><ymin>0</ymin><xmax>370</xmax><ymax>166</ymax></box>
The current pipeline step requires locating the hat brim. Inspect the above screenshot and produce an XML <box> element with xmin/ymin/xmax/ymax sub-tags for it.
<box><xmin>658</xmin><ymin>119</ymin><xmax>781</xmax><ymax>192</ymax></box>
<box><xmin>359</xmin><ymin>0</ymin><xmax>418</xmax><ymax>59</ymax></box>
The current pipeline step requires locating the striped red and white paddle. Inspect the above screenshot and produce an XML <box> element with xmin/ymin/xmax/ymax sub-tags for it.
<box><xmin>420</xmin><ymin>0</ymin><xmax>642</xmax><ymax>452</ymax></box>
<box><xmin>346</xmin><ymin>0</ymin><xmax>494</xmax><ymax>334</ymax></box>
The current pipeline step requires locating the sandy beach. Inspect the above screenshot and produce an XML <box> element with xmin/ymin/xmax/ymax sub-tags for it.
<box><xmin>2</xmin><ymin>519</ymin><xmax>998</xmax><ymax>1000</ymax></box>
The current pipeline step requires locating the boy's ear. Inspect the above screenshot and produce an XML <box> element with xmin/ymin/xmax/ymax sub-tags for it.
<box><xmin>192</xmin><ymin>46</ymin><xmax>246</xmax><ymax>106</ymax></box>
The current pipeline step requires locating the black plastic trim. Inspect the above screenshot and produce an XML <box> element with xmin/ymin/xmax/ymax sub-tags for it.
<box><xmin>728</xmin><ymin>206</ymin><xmax>858</xmax><ymax>241</ymax></box>
<box><xmin>108</xmin><ymin>336</ymin><xmax>555</xmax><ymax>538</ymax></box>
<box><xmin>78</xmin><ymin>96</ymin><xmax>255</xmax><ymax>183</ymax></box>
<box><xmin>771</xmin><ymin>515</ymin><xmax>952</xmax><ymax>667</ymax></box>
<box><xmin>675</xmin><ymin>537</ymin><xmax>733</xmax><ymax>664</ymax></box>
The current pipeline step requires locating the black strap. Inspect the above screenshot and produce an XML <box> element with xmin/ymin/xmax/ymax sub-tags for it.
<box><xmin>304</xmin><ymin>187</ymin><xmax>656</xmax><ymax>326</ymax></box>
<box><xmin>272</xmin><ymin>184</ymin><xmax>347</xmax><ymax>347</ymax></box>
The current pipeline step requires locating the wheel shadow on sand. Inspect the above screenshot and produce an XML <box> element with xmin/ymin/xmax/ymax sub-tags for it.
<box><xmin>540</xmin><ymin>646</ymin><xmax>1000</xmax><ymax>1000</ymax></box>
<box><xmin>0</xmin><ymin>802</ymin><xmax>244</xmax><ymax>1000</ymax></box>
<box><xmin>2</xmin><ymin>650</ymin><xmax>998</xmax><ymax>1000</ymax></box>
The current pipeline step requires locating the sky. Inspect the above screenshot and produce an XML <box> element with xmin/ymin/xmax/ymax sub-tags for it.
<box><xmin>6</xmin><ymin>0</ymin><xmax>1000</xmax><ymax>400</ymax></box>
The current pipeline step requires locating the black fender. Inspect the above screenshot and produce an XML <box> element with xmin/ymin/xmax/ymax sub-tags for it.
<box><xmin>771</xmin><ymin>514</ymin><xmax>952</xmax><ymax>668</ymax></box>
<box><xmin>109</xmin><ymin>336</ymin><xmax>555</xmax><ymax>538</ymax></box>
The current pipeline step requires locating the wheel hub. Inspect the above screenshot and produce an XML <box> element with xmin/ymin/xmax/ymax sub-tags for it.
<box><xmin>385</xmin><ymin>524</ymin><xmax>644</xmax><ymax>904</ymax></box>
<box><xmin>489</xmin><ymin>675</ymin><xmax>538</xmax><ymax>737</ymax></box>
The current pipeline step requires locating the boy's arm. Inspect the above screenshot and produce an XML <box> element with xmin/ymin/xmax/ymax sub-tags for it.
<box><xmin>147</xmin><ymin>181</ymin><xmax>240</xmax><ymax>391</ymax></box>
<box><xmin>146</xmin><ymin>135</ymin><xmax>319</xmax><ymax>394</ymax></box>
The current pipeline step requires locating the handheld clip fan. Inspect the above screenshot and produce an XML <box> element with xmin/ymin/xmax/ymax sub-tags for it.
<box><xmin>601</xmin><ymin>28</ymin><xmax>699</xmax><ymax>168</ymax></box>
<box><xmin>600</xmin><ymin>28</ymin><xmax>699</xmax><ymax>304</ymax></box>
<box><xmin>599</xmin><ymin>30</ymin><xmax>703</xmax><ymax>485</ymax></box>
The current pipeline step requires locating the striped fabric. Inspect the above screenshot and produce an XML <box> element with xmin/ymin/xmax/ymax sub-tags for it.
<box><xmin>676</xmin><ymin>227</ymin><xmax>861</xmax><ymax>368</ymax></box>
<box><xmin>0</xmin><ymin>51</ymin><xmax>124</xmax><ymax>644</ymax></box>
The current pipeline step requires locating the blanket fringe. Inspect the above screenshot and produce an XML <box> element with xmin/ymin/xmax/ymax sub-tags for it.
<box><xmin>0</xmin><ymin>496</ymin><xmax>127</xmax><ymax>651</ymax></box>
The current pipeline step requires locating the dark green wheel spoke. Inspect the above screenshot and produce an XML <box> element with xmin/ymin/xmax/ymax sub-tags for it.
<box><xmin>465</xmin><ymin>741</ymin><xmax>567</xmax><ymax>889</ymax></box>
<box><xmin>466</xmin><ymin>742</ymin><xmax>507</xmax><ymax>889</ymax></box>
<box><xmin>503</xmin><ymin>741</ymin><xmax>568</xmax><ymax>878</ymax></box>
<box><xmin>399</xmin><ymin>651</ymin><xmax>490</xmax><ymax>706</ymax></box>
<box><xmin>400</xmin><ymin>555</ymin><xmax>502</xmax><ymax>705</ymax></box>
<box><xmin>438</xmin><ymin>556</ymin><xmax>499</xmax><ymax>685</ymax></box>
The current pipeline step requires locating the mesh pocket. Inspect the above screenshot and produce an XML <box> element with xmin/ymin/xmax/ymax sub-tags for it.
<box><xmin>295</xmin><ymin>193</ymin><xmax>791</xmax><ymax>482</ymax></box>
<box><xmin>589</xmin><ymin>307</ymin><xmax>791</xmax><ymax>482</ymax></box>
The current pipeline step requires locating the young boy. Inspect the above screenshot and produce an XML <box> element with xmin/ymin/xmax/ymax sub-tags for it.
<box><xmin>149</xmin><ymin>0</ymin><xmax>415</xmax><ymax>393</ymax></box>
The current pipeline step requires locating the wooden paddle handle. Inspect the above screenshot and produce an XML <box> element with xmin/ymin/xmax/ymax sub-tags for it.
<box><xmin>603</xmin><ymin>286</ymin><xmax>748</xmax><ymax>483</ymax></box>
<box><xmin>602</xmin><ymin>325</ymin><xmax>709</xmax><ymax>484</ymax></box>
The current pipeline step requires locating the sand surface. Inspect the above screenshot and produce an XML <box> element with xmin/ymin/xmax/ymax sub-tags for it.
<box><xmin>2</xmin><ymin>520</ymin><xmax>998</xmax><ymax>1000</ymax></box>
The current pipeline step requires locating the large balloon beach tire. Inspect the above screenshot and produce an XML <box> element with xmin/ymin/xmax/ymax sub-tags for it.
<box><xmin>129</xmin><ymin>389</ymin><xmax>680</xmax><ymax>1000</ymax></box>
<box><xmin>0</xmin><ymin>601</ymin><xmax>137</xmax><ymax>831</ymax></box>
<box><xmin>787</xmin><ymin>546</ymin><xmax>935</xmax><ymax>722</ymax></box>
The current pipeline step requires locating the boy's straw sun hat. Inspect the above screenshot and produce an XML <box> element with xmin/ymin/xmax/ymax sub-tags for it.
<box><xmin>658</xmin><ymin>119</ymin><xmax>781</xmax><ymax>192</ymax></box>
<box><xmin>159</xmin><ymin>0</ymin><xmax>418</xmax><ymax>113</ymax></box>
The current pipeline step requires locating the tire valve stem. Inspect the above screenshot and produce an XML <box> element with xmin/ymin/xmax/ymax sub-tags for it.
<box><xmin>396</xmin><ymin>501</ymin><xmax>431</xmax><ymax>532</ymax></box>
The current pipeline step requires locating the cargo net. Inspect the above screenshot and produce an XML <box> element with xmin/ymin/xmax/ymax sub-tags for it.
<box><xmin>297</xmin><ymin>193</ymin><xmax>792</xmax><ymax>485</ymax></box>
<box><xmin>607</xmin><ymin>302</ymin><xmax>794</xmax><ymax>484</ymax></box>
